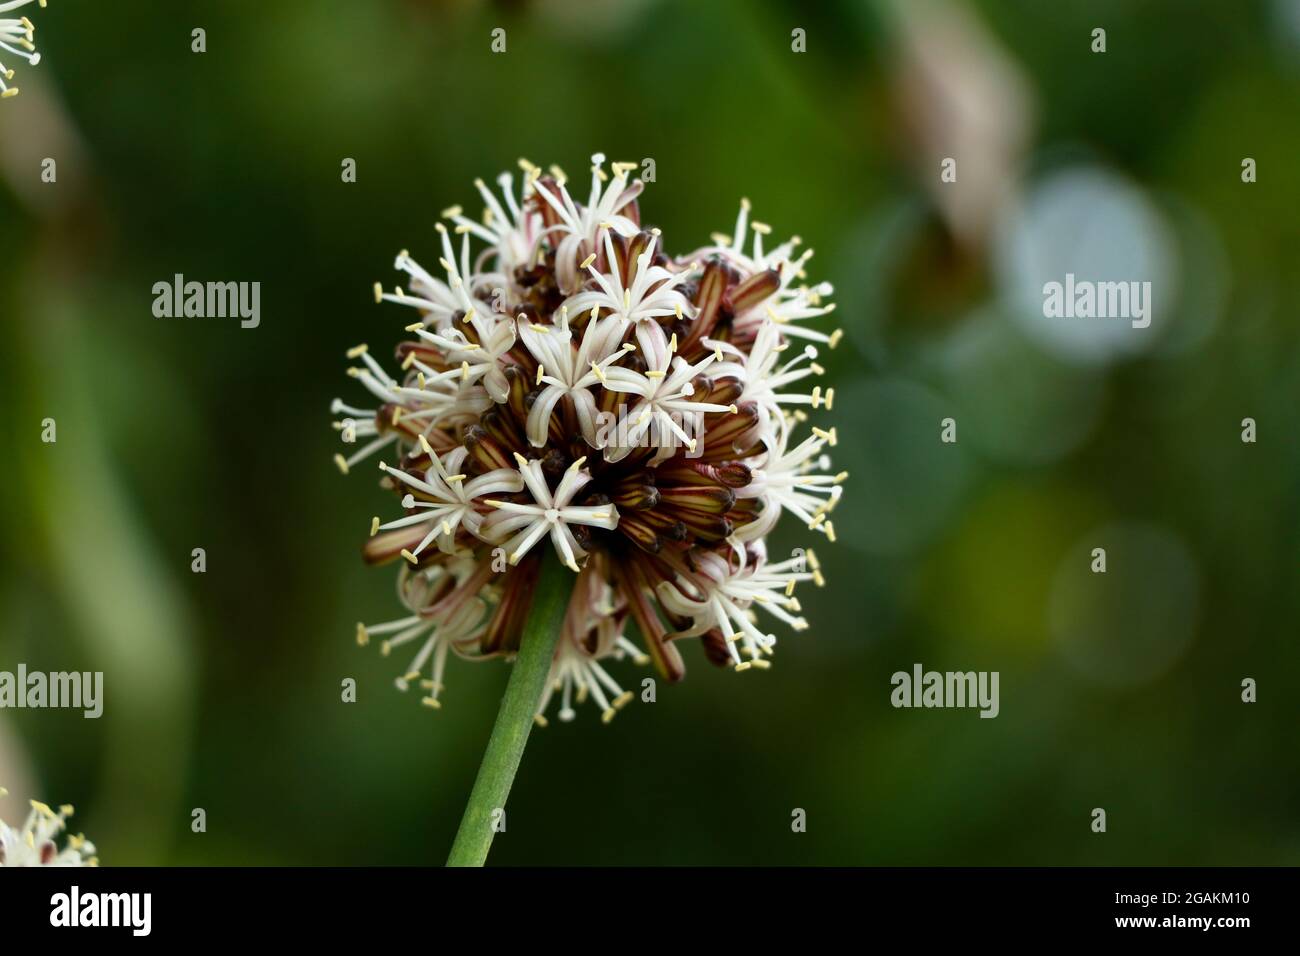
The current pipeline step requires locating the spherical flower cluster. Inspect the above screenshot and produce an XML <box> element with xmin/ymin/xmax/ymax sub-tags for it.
<box><xmin>0</xmin><ymin>0</ymin><xmax>46</xmax><ymax>99</ymax></box>
<box><xmin>0</xmin><ymin>788</ymin><xmax>97</xmax><ymax>866</ymax></box>
<box><xmin>333</xmin><ymin>154</ymin><xmax>845</xmax><ymax>724</ymax></box>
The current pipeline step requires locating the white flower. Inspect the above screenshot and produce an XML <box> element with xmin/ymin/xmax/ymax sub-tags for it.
<box><xmin>376</xmin><ymin>438</ymin><xmax>523</xmax><ymax>561</ymax></box>
<box><xmin>535</xmin><ymin>632</ymin><xmax>643</xmax><ymax>725</ymax></box>
<box><xmin>516</xmin><ymin>308</ymin><xmax>633</xmax><ymax>447</ymax></box>
<box><xmin>562</xmin><ymin>228</ymin><xmax>697</xmax><ymax>360</ymax></box>
<box><xmin>0</xmin><ymin>0</ymin><xmax>45</xmax><ymax>100</ymax></box>
<box><xmin>657</xmin><ymin>546</ymin><xmax>816</xmax><ymax>669</ymax></box>
<box><xmin>355</xmin><ymin>559</ymin><xmax>494</xmax><ymax>708</ymax></box>
<box><xmin>534</xmin><ymin>565</ymin><xmax>646</xmax><ymax>725</ymax></box>
<box><xmin>443</xmin><ymin>172</ymin><xmax>544</xmax><ymax>308</ymax></box>
<box><xmin>601</xmin><ymin>342</ymin><xmax>736</xmax><ymax>462</ymax></box>
<box><xmin>693</xmin><ymin>199</ymin><xmax>842</xmax><ymax>347</ymax></box>
<box><xmin>409</xmin><ymin>309</ymin><xmax>518</xmax><ymax>403</ymax></box>
<box><xmin>376</xmin><ymin>223</ymin><xmax>496</xmax><ymax>331</ymax></box>
<box><xmin>715</xmin><ymin>320</ymin><xmax>833</xmax><ymax>421</ymax></box>
<box><xmin>0</xmin><ymin>789</ymin><xmax>97</xmax><ymax>867</ymax></box>
<box><xmin>685</xmin><ymin>198</ymin><xmax>789</xmax><ymax>272</ymax></box>
<box><xmin>532</xmin><ymin>153</ymin><xmax>643</xmax><ymax>293</ymax></box>
<box><xmin>735</xmin><ymin>421</ymin><xmax>845</xmax><ymax>543</ymax></box>
<box><xmin>481</xmin><ymin>455</ymin><xmax>620</xmax><ymax>571</ymax></box>
<box><xmin>758</xmin><ymin>279</ymin><xmax>840</xmax><ymax>347</ymax></box>
<box><xmin>331</xmin><ymin>344</ymin><xmax>493</xmax><ymax>474</ymax></box>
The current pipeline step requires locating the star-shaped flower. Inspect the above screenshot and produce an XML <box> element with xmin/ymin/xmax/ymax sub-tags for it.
<box><xmin>481</xmin><ymin>455</ymin><xmax>620</xmax><ymax>571</ymax></box>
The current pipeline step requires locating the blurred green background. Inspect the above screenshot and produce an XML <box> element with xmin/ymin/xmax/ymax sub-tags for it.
<box><xmin>2</xmin><ymin>0</ymin><xmax>1298</xmax><ymax>865</ymax></box>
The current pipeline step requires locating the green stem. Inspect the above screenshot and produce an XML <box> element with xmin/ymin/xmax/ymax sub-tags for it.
<box><xmin>446</xmin><ymin>555</ymin><xmax>571</xmax><ymax>866</ymax></box>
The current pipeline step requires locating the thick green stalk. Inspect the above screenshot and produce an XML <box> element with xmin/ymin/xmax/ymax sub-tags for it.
<box><xmin>446</xmin><ymin>556</ymin><xmax>571</xmax><ymax>866</ymax></box>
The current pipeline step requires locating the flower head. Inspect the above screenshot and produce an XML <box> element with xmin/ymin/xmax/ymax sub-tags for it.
<box><xmin>0</xmin><ymin>788</ymin><xmax>97</xmax><ymax>866</ymax></box>
<box><xmin>0</xmin><ymin>0</ymin><xmax>46</xmax><ymax>99</ymax></box>
<box><xmin>334</xmin><ymin>153</ymin><xmax>845</xmax><ymax>719</ymax></box>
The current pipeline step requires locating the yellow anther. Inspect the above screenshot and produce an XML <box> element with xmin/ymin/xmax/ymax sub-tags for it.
<box><xmin>812</xmin><ymin>426</ymin><xmax>837</xmax><ymax>446</ymax></box>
